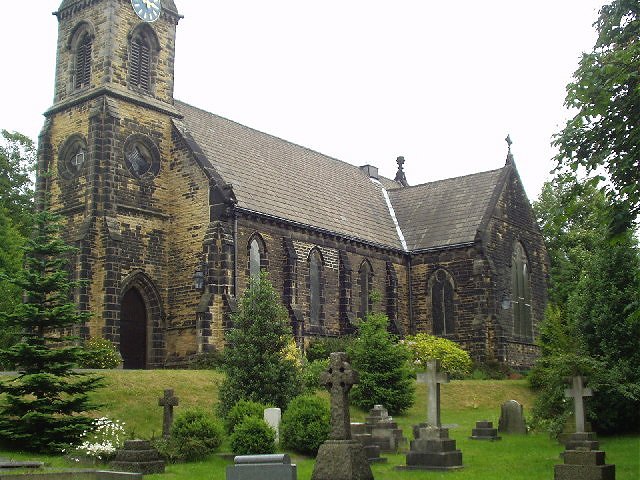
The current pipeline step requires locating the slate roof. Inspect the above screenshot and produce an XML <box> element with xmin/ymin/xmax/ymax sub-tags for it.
<box><xmin>175</xmin><ymin>101</ymin><xmax>406</xmax><ymax>249</ymax></box>
<box><xmin>387</xmin><ymin>169</ymin><xmax>505</xmax><ymax>251</ymax></box>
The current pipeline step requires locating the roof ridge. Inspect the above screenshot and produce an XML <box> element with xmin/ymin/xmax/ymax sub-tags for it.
<box><xmin>175</xmin><ymin>99</ymin><xmax>383</xmax><ymax>179</ymax></box>
<box><xmin>387</xmin><ymin>167</ymin><xmax>505</xmax><ymax>191</ymax></box>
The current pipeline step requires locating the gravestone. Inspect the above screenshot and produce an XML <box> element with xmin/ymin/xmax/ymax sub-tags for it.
<box><xmin>397</xmin><ymin>359</ymin><xmax>463</xmax><ymax>471</ymax></box>
<box><xmin>498</xmin><ymin>400</ymin><xmax>528</xmax><ymax>434</ymax></box>
<box><xmin>110</xmin><ymin>439</ymin><xmax>165</xmax><ymax>474</ymax></box>
<box><xmin>263</xmin><ymin>407</ymin><xmax>281</xmax><ymax>443</ymax></box>
<box><xmin>311</xmin><ymin>352</ymin><xmax>373</xmax><ymax>480</ymax></box>
<box><xmin>226</xmin><ymin>454</ymin><xmax>297</xmax><ymax>480</ymax></box>
<box><xmin>469</xmin><ymin>420</ymin><xmax>501</xmax><ymax>441</ymax></box>
<box><xmin>0</xmin><ymin>458</ymin><xmax>44</xmax><ymax>469</ymax></box>
<box><xmin>554</xmin><ymin>376</ymin><xmax>615</xmax><ymax>480</ymax></box>
<box><xmin>350</xmin><ymin>423</ymin><xmax>386</xmax><ymax>464</ymax></box>
<box><xmin>363</xmin><ymin>405</ymin><xmax>407</xmax><ymax>452</ymax></box>
<box><xmin>158</xmin><ymin>388</ymin><xmax>179</xmax><ymax>438</ymax></box>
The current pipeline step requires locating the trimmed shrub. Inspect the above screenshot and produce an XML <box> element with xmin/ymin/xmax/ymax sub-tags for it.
<box><xmin>404</xmin><ymin>333</ymin><xmax>472</xmax><ymax>378</ymax></box>
<box><xmin>229</xmin><ymin>417</ymin><xmax>276</xmax><ymax>455</ymax></box>
<box><xmin>161</xmin><ymin>409</ymin><xmax>223</xmax><ymax>462</ymax></box>
<box><xmin>225</xmin><ymin>399</ymin><xmax>268</xmax><ymax>434</ymax></box>
<box><xmin>78</xmin><ymin>337</ymin><xmax>122</xmax><ymax>369</ymax></box>
<box><xmin>280</xmin><ymin>395</ymin><xmax>330</xmax><ymax>455</ymax></box>
<box><xmin>305</xmin><ymin>336</ymin><xmax>354</xmax><ymax>363</ymax></box>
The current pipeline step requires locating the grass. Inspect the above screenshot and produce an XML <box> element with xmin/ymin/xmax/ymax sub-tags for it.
<box><xmin>0</xmin><ymin>370</ymin><xmax>638</xmax><ymax>479</ymax></box>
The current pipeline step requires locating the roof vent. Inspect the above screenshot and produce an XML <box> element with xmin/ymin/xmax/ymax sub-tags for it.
<box><xmin>360</xmin><ymin>164</ymin><xmax>378</xmax><ymax>180</ymax></box>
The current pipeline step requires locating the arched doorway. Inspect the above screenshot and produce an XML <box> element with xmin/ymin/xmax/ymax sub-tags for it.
<box><xmin>120</xmin><ymin>287</ymin><xmax>147</xmax><ymax>369</ymax></box>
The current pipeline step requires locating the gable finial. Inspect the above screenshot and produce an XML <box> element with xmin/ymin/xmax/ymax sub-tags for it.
<box><xmin>394</xmin><ymin>156</ymin><xmax>409</xmax><ymax>187</ymax></box>
<box><xmin>505</xmin><ymin>134</ymin><xmax>514</xmax><ymax>165</ymax></box>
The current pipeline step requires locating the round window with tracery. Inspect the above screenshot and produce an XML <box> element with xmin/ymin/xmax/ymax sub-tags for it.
<box><xmin>58</xmin><ymin>134</ymin><xmax>88</xmax><ymax>181</ymax></box>
<box><xmin>123</xmin><ymin>134</ymin><xmax>160</xmax><ymax>180</ymax></box>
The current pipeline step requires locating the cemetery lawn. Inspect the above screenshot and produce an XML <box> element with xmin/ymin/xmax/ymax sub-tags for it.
<box><xmin>0</xmin><ymin>370</ymin><xmax>637</xmax><ymax>479</ymax></box>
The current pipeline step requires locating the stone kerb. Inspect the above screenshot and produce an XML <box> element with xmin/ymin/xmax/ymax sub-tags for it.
<box><xmin>311</xmin><ymin>352</ymin><xmax>373</xmax><ymax>480</ymax></box>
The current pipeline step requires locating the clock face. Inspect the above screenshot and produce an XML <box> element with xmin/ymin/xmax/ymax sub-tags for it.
<box><xmin>131</xmin><ymin>0</ymin><xmax>161</xmax><ymax>23</ymax></box>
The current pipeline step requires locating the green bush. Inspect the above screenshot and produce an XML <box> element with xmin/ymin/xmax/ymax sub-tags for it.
<box><xmin>280</xmin><ymin>395</ymin><xmax>330</xmax><ymax>455</ymax></box>
<box><xmin>301</xmin><ymin>358</ymin><xmax>329</xmax><ymax>392</ymax></box>
<box><xmin>404</xmin><ymin>333</ymin><xmax>472</xmax><ymax>378</ymax></box>
<box><xmin>78</xmin><ymin>337</ymin><xmax>122</xmax><ymax>369</ymax></box>
<box><xmin>189</xmin><ymin>350</ymin><xmax>224</xmax><ymax>370</ymax></box>
<box><xmin>305</xmin><ymin>336</ymin><xmax>354</xmax><ymax>362</ymax></box>
<box><xmin>161</xmin><ymin>409</ymin><xmax>223</xmax><ymax>462</ymax></box>
<box><xmin>225</xmin><ymin>400</ymin><xmax>267</xmax><ymax>434</ymax></box>
<box><xmin>229</xmin><ymin>417</ymin><xmax>276</xmax><ymax>455</ymax></box>
<box><xmin>348</xmin><ymin>313</ymin><xmax>415</xmax><ymax>415</ymax></box>
<box><xmin>471</xmin><ymin>359</ymin><xmax>511</xmax><ymax>380</ymax></box>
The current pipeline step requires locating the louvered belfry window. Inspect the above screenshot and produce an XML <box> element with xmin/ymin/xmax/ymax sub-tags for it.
<box><xmin>130</xmin><ymin>36</ymin><xmax>151</xmax><ymax>91</ymax></box>
<box><xmin>75</xmin><ymin>33</ymin><xmax>92</xmax><ymax>89</ymax></box>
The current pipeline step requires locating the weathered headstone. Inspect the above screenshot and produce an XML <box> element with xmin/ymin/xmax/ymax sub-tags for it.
<box><xmin>311</xmin><ymin>352</ymin><xmax>373</xmax><ymax>480</ymax></box>
<box><xmin>158</xmin><ymin>388</ymin><xmax>179</xmax><ymax>438</ymax></box>
<box><xmin>397</xmin><ymin>359</ymin><xmax>463</xmax><ymax>471</ymax></box>
<box><xmin>469</xmin><ymin>420</ymin><xmax>501</xmax><ymax>441</ymax></box>
<box><xmin>350</xmin><ymin>423</ymin><xmax>386</xmax><ymax>464</ymax></box>
<box><xmin>264</xmin><ymin>407</ymin><xmax>282</xmax><ymax>443</ymax></box>
<box><xmin>226</xmin><ymin>454</ymin><xmax>297</xmax><ymax>480</ymax></box>
<box><xmin>498</xmin><ymin>400</ymin><xmax>527</xmax><ymax>434</ymax></box>
<box><xmin>110</xmin><ymin>439</ymin><xmax>165</xmax><ymax>474</ymax></box>
<box><xmin>554</xmin><ymin>376</ymin><xmax>615</xmax><ymax>480</ymax></box>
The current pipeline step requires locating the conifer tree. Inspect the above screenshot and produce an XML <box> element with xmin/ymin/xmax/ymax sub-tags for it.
<box><xmin>218</xmin><ymin>272</ymin><xmax>302</xmax><ymax>416</ymax></box>
<box><xmin>348</xmin><ymin>312</ymin><xmax>415</xmax><ymax>415</ymax></box>
<box><xmin>0</xmin><ymin>208</ymin><xmax>101</xmax><ymax>453</ymax></box>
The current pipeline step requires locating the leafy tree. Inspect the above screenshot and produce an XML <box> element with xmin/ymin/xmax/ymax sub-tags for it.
<box><xmin>0</xmin><ymin>130</ymin><xmax>35</xmax><ymax>234</ymax></box>
<box><xmin>552</xmin><ymin>0</ymin><xmax>640</xmax><ymax>229</ymax></box>
<box><xmin>348</xmin><ymin>312</ymin><xmax>414</xmax><ymax>415</ymax></box>
<box><xmin>530</xmin><ymin>176</ymin><xmax>640</xmax><ymax>434</ymax></box>
<box><xmin>0</xmin><ymin>208</ymin><xmax>101</xmax><ymax>453</ymax></box>
<box><xmin>217</xmin><ymin>272</ymin><xmax>302</xmax><ymax>416</ymax></box>
<box><xmin>0</xmin><ymin>130</ymin><xmax>35</xmax><ymax>347</ymax></box>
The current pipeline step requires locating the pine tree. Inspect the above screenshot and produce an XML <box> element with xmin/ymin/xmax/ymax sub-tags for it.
<box><xmin>217</xmin><ymin>272</ymin><xmax>302</xmax><ymax>416</ymax></box>
<box><xmin>348</xmin><ymin>312</ymin><xmax>415</xmax><ymax>415</ymax></box>
<box><xmin>0</xmin><ymin>208</ymin><xmax>101</xmax><ymax>453</ymax></box>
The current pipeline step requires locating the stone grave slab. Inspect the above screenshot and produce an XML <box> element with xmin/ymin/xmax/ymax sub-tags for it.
<box><xmin>397</xmin><ymin>359</ymin><xmax>463</xmax><ymax>471</ymax></box>
<box><xmin>350</xmin><ymin>422</ymin><xmax>386</xmax><ymax>463</ymax></box>
<box><xmin>469</xmin><ymin>420</ymin><xmax>501</xmax><ymax>441</ymax></box>
<box><xmin>311</xmin><ymin>352</ymin><xmax>373</xmax><ymax>480</ymax></box>
<box><xmin>364</xmin><ymin>404</ymin><xmax>407</xmax><ymax>452</ymax></box>
<box><xmin>110</xmin><ymin>439</ymin><xmax>165</xmax><ymax>474</ymax></box>
<box><xmin>0</xmin><ymin>471</ymin><xmax>142</xmax><ymax>479</ymax></box>
<box><xmin>498</xmin><ymin>400</ymin><xmax>528</xmax><ymax>434</ymax></box>
<box><xmin>226</xmin><ymin>454</ymin><xmax>297</xmax><ymax>480</ymax></box>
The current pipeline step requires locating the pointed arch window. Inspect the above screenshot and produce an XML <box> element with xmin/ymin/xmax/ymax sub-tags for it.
<box><xmin>358</xmin><ymin>260</ymin><xmax>373</xmax><ymax>319</ymax></box>
<box><xmin>68</xmin><ymin>22</ymin><xmax>95</xmax><ymax>91</ymax></box>
<box><xmin>248</xmin><ymin>234</ymin><xmax>267</xmax><ymax>283</ymax></box>
<box><xmin>431</xmin><ymin>269</ymin><xmax>455</xmax><ymax>335</ymax></box>
<box><xmin>75</xmin><ymin>32</ymin><xmax>92</xmax><ymax>89</ymax></box>
<box><xmin>130</xmin><ymin>36</ymin><xmax>151</xmax><ymax>90</ymax></box>
<box><xmin>308</xmin><ymin>249</ymin><xmax>323</xmax><ymax>326</ymax></box>
<box><xmin>512</xmin><ymin>242</ymin><xmax>532</xmax><ymax>339</ymax></box>
<box><xmin>128</xmin><ymin>25</ymin><xmax>160</xmax><ymax>92</ymax></box>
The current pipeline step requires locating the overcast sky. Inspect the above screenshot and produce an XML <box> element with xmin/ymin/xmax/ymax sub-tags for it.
<box><xmin>0</xmin><ymin>1</ymin><xmax>606</xmax><ymax>201</ymax></box>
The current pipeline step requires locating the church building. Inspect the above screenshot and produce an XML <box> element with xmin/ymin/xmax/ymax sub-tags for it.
<box><xmin>38</xmin><ymin>0</ymin><xmax>548</xmax><ymax>370</ymax></box>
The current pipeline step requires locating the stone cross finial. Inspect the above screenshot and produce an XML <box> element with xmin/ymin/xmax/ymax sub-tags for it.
<box><xmin>394</xmin><ymin>155</ymin><xmax>409</xmax><ymax>187</ymax></box>
<box><xmin>564</xmin><ymin>376</ymin><xmax>593</xmax><ymax>434</ymax></box>
<box><xmin>319</xmin><ymin>352</ymin><xmax>359</xmax><ymax>440</ymax></box>
<box><xmin>416</xmin><ymin>359</ymin><xmax>449</xmax><ymax>427</ymax></box>
<box><xmin>158</xmin><ymin>389</ymin><xmax>179</xmax><ymax>437</ymax></box>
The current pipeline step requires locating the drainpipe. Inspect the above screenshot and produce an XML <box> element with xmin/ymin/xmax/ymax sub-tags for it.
<box><xmin>408</xmin><ymin>254</ymin><xmax>414</xmax><ymax>334</ymax></box>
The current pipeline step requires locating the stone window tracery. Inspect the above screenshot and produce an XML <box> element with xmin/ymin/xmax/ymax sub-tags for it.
<box><xmin>512</xmin><ymin>241</ymin><xmax>532</xmax><ymax>339</ymax></box>
<box><xmin>430</xmin><ymin>269</ymin><xmax>455</xmax><ymax>335</ymax></box>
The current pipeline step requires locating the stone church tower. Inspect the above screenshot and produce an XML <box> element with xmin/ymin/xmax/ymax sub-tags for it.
<box><xmin>39</xmin><ymin>0</ymin><xmax>548</xmax><ymax>370</ymax></box>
